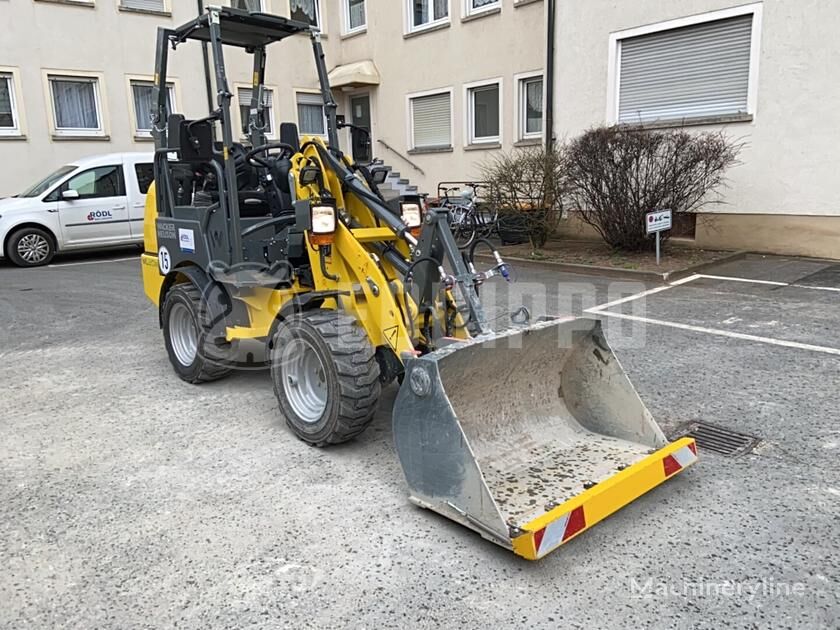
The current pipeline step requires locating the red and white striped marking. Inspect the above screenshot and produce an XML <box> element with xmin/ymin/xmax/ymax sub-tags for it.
<box><xmin>533</xmin><ymin>506</ymin><xmax>587</xmax><ymax>557</ymax></box>
<box><xmin>663</xmin><ymin>442</ymin><xmax>698</xmax><ymax>477</ymax></box>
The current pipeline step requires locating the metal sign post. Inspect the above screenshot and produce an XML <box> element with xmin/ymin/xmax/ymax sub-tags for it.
<box><xmin>645</xmin><ymin>210</ymin><xmax>673</xmax><ymax>266</ymax></box>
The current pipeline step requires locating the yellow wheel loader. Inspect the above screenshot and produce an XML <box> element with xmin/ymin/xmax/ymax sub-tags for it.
<box><xmin>141</xmin><ymin>7</ymin><xmax>697</xmax><ymax>560</ymax></box>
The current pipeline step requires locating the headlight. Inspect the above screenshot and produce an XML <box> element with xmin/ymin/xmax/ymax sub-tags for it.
<box><xmin>400</xmin><ymin>202</ymin><xmax>422</xmax><ymax>229</ymax></box>
<box><xmin>310</xmin><ymin>205</ymin><xmax>336</xmax><ymax>234</ymax></box>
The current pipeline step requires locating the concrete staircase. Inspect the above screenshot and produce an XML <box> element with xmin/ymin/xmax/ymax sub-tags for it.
<box><xmin>376</xmin><ymin>165</ymin><xmax>420</xmax><ymax>201</ymax></box>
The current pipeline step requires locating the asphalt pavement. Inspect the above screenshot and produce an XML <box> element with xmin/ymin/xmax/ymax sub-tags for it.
<box><xmin>1</xmin><ymin>251</ymin><xmax>838</xmax><ymax>629</ymax></box>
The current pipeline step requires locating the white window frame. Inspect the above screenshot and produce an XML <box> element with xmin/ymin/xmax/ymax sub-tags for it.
<box><xmin>235</xmin><ymin>83</ymin><xmax>276</xmax><ymax>140</ymax></box>
<box><xmin>463</xmin><ymin>0</ymin><xmax>499</xmax><ymax>18</ymax></box>
<box><xmin>43</xmin><ymin>70</ymin><xmax>108</xmax><ymax>139</ymax></box>
<box><xmin>119</xmin><ymin>0</ymin><xmax>171</xmax><ymax>14</ymax></box>
<box><xmin>606</xmin><ymin>2</ymin><xmax>763</xmax><ymax>125</ymax></box>
<box><xmin>289</xmin><ymin>0</ymin><xmax>322</xmax><ymax>31</ymax></box>
<box><xmin>127</xmin><ymin>75</ymin><xmax>179</xmax><ymax>139</ymax></box>
<box><xmin>0</xmin><ymin>66</ymin><xmax>25</xmax><ymax>138</ymax></box>
<box><xmin>514</xmin><ymin>70</ymin><xmax>543</xmax><ymax>141</ymax></box>
<box><xmin>464</xmin><ymin>77</ymin><xmax>502</xmax><ymax>146</ymax></box>
<box><xmin>342</xmin><ymin>0</ymin><xmax>366</xmax><ymax>35</ymax></box>
<box><xmin>296</xmin><ymin>90</ymin><xmax>328</xmax><ymax>137</ymax></box>
<box><xmin>406</xmin><ymin>87</ymin><xmax>454</xmax><ymax>151</ymax></box>
<box><xmin>405</xmin><ymin>0</ymin><xmax>451</xmax><ymax>34</ymax></box>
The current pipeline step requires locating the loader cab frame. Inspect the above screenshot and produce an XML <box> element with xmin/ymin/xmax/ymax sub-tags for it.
<box><xmin>149</xmin><ymin>7</ymin><xmax>341</xmax><ymax>273</ymax></box>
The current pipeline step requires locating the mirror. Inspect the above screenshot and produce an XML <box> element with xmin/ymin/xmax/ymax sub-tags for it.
<box><xmin>61</xmin><ymin>189</ymin><xmax>80</xmax><ymax>200</ymax></box>
<box><xmin>370</xmin><ymin>168</ymin><xmax>389</xmax><ymax>185</ymax></box>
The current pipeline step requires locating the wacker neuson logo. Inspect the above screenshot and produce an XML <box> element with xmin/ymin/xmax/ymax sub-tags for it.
<box><xmin>631</xmin><ymin>577</ymin><xmax>806</xmax><ymax>601</ymax></box>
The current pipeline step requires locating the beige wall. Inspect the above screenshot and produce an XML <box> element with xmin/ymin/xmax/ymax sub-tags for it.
<box><xmin>0</xmin><ymin>0</ymin><xmax>545</xmax><ymax>197</ymax></box>
<box><xmin>552</xmin><ymin>0</ymin><xmax>839</xmax><ymax>256</ymax></box>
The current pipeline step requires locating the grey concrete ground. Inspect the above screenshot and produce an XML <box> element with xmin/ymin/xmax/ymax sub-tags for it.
<box><xmin>1</xmin><ymin>251</ymin><xmax>838</xmax><ymax>629</ymax></box>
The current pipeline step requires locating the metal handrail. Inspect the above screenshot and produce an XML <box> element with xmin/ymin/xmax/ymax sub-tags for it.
<box><xmin>376</xmin><ymin>139</ymin><xmax>426</xmax><ymax>176</ymax></box>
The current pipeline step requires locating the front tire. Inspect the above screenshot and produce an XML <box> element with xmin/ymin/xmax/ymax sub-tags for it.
<box><xmin>161</xmin><ymin>284</ymin><xmax>233</xmax><ymax>383</ymax></box>
<box><xmin>271</xmin><ymin>309</ymin><xmax>381</xmax><ymax>446</ymax></box>
<box><xmin>7</xmin><ymin>227</ymin><xmax>55</xmax><ymax>267</ymax></box>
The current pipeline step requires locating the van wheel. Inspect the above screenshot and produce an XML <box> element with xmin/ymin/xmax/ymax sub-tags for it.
<box><xmin>7</xmin><ymin>227</ymin><xmax>55</xmax><ymax>267</ymax></box>
<box><xmin>271</xmin><ymin>309</ymin><xmax>381</xmax><ymax>446</ymax></box>
<box><xmin>161</xmin><ymin>284</ymin><xmax>234</xmax><ymax>383</ymax></box>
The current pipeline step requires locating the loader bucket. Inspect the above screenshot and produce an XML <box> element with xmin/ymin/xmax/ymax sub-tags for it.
<box><xmin>392</xmin><ymin>317</ymin><xmax>697</xmax><ymax>560</ymax></box>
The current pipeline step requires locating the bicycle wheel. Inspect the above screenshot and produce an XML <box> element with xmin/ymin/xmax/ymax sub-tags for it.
<box><xmin>453</xmin><ymin>212</ymin><xmax>477</xmax><ymax>249</ymax></box>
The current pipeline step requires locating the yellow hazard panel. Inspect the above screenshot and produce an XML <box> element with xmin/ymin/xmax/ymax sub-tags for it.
<box><xmin>511</xmin><ymin>438</ymin><xmax>698</xmax><ymax>560</ymax></box>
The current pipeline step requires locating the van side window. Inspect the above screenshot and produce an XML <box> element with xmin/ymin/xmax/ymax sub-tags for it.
<box><xmin>52</xmin><ymin>165</ymin><xmax>126</xmax><ymax>200</ymax></box>
<box><xmin>134</xmin><ymin>163</ymin><xmax>154</xmax><ymax>194</ymax></box>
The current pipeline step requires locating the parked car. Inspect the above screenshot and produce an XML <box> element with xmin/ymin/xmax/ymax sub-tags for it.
<box><xmin>0</xmin><ymin>153</ymin><xmax>153</xmax><ymax>267</ymax></box>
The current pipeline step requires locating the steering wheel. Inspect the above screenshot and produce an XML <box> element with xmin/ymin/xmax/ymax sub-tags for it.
<box><xmin>245</xmin><ymin>142</ymin><xmax>296</xmax><ymax>169</ymax></box>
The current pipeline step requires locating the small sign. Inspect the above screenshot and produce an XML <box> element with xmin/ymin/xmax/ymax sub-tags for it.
<box><xmin>646</xmin><ymin>210</ymin><xmax>672</xmax><ymax>234</ymax></box>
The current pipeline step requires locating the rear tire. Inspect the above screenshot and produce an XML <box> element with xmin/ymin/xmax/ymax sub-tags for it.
<box><xmin>7</xmin><ymin>227</ymin><xmax>55</xmax><ymax>267</ymax></box>
<box><xmin>271</xmin><ymin>309</ymin><xmax>381</xmax><ymax>446</ymax></box>
<box><xmin>161</xmin><ymin>283</ymin><xmax>234</xmax><ymax>383</ymax></box>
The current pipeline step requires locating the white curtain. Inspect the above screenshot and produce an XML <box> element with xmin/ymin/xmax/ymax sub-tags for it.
<box><xmin>52</xmin><ymin>79</ymin><xmax>99</xmax><ymax>130</ymax></box>
<box><xmin>525</xmin><ymin>79</ymin><xmax>543</xmax><ymax>133</ymax></box>
<box><xmin>0</xmin><ymin>77</ymin><xmax>13</xmax><ymax>128</ymax></box>
<box><xmin>290</xmin><ymin>0</ymin><xmax>318</xmax><ymax>27</ymax></box>
<box><xmin>297</xmin><ymin>94</ymin><xmax>325</xmax><ymax>135</ymax></box>
<box><xmin>132</xmin><ymin>83</ymin><xmax>155</xmax><ymax>132</ymax></box>
<box><xmin>349</xmin><ymin>0</ymin><xmax>365</xmax><ymax>29</ymax></box>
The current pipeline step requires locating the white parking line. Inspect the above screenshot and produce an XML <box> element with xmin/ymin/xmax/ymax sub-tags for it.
<box><xmin>47</xmin><ymin>256</ymin><xmax>138</xmax><ymax>268</ymax></box>
<box><xmin>696</xmin><ymin>274</ymin><xmax>840</xmax><ymax>293</ymax></box>
<box><xmin>587</xmin><ymin>274</ymin><xmax>701</xmax><ymax>314</ymax></box>
<box><xmin>596</xmin><ymin>311</ymin><xmax>840</xmax><ymax>357</ymax></box>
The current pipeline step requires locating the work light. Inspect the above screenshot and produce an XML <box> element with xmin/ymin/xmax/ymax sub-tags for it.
<box><xmin>400</xmin><ymin>202</ymin><xmax>423</xmax><ymax>229</ymax></box>
<box><xmin>310</xmin><ymin>205</ymin><xmax>336</xmax><ymax>234</ymax></box>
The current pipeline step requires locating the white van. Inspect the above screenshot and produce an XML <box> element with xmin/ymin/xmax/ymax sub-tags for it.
<box><xmin>0</xmin><ymin>153</ymin><xmax>153</xmax><ymax>267</ymax></box>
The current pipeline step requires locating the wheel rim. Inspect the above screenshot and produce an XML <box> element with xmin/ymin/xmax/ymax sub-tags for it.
<box><xmin>281</xmin><ymin>337</ymin><xmax>328</xmax><ymax>424</ymax></box>
<box><xmin>17</xmin><ymin>233</ymin><xmax>50</xmax><ymax>264</ymax></box>
<box><xmin>169</xmin><ymin>302</ymin><xmax>198</xmax><ymax>366</ymax></box>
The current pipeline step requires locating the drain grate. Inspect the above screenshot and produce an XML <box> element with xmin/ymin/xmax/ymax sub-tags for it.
<box><xmin>672</xmin><ymin>422</ymin><xmax>760</xmax><ymax>457</ymax></box>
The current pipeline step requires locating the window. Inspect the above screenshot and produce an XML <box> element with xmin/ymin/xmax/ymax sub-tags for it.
<box><xmin>121</xmin><ymin>0</ymin><xmax>167</xmax><ymax>12</ymax></box>
<box><xmin>466</xmin><ymin>80</ymin><xmax>501</xmax><ymax>145</ymax></box>
<box><xmin>54</xmin><ymin>166</ymin><xmax>125</xmax><ymax>200</ymax></box>
<box><xmin>297</xmin><ymin>92</ymin><xmax>326</xmax><ymax>136</ymax></box>
<box><xmin>610</xmin><ymin>5</ymin><xmax>762</xmax><ymax>125</ymax></box>
<box><xmin>290</xmin><ymin>0</ymin><xmax>320</xmax><ymax>29</ymax></box>
<box><xmin>134</xmin><ymin>163</ymin><xmax>154</xmax><ymax>195</ymax></box>
<box><xmin>130</xmin><ymin>80</ymin><xmax>175</xmax><ymax>136</ymax></box>
<box><xmin>465</xmin><ymin>0</ymin><xmax>498</xmax><ymax>17</ymax></box>
<box><xmin>231</xmin><ymin>0</ymin><xmax>265</xmax><ymax>10</ymax></box>
<box><xmin>238</xmin><ymin>87</ymin><xmax>274</xmax><ymax>137</ymax></box>
<box><xmin>343</xmin><ymin>0</ymin><xmax>366</xmax><ymax>33</ymax></box>
<box><xmin>410</xmin><ymin>0</ymin><xmax>449</xmax><ymax>31</ymax></box>
<box><xmin>48</xmin><ymin>75</ymin><xmax>104</xmax><ymax>136</ymax></box>
<box><xmin>517</xmin><ymin>74</ymin><xmax>543</xmax><ymax>139</ymax></box>
<box><xmin>409</xmin><ymin>90</ymin><xmax>451</xmax><ymax>150</ymax></box>
<box><xmin>0</xmin><ymin>72</ymin><xmax>21</xmax><ymax>136</ymax></box>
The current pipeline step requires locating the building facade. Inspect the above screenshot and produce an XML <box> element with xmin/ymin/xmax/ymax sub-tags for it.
<box><xmin>553</xmin><ymin>0</ymin><xmax>839</xmax><ymax>258</ymax></box>
<box><xmin>1</xmin><ymin>0</ymin><xmax>837</xmax><ymax>258</ymax></box>
<box><xmin>0</xmin><ymin>0</ymin><xmax>546</xmax><ymax>200</ymax></box>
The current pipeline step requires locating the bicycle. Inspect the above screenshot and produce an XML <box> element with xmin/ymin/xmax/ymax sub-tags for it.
<box><xmin>438</xmin><ymin>182</ymin><xmax>496</xmax><ymax>249</ymax></box>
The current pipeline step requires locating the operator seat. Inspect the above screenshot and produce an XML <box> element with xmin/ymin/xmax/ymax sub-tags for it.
<box><xmin>266</xmin><ymin>122</ymin><xmax>302</xmax><ymax>213</ymax></box>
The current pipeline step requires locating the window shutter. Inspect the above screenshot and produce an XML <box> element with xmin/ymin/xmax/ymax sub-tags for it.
<box><xmin>618</xmin><ymin>14</ymin><xmax>753</xmax><ymax>124</ymax></box>
<box><xmin>239</xmin><ymin>87</ymin><xmax>273</xmax><ymax>108</ymax></box>
<box><xmin>411</xmin><ymin>92</ymin><xmax>451</xmax><ymax>148</ymax></box>
<box><xmin>121</xmin><ymin>0</ymin><xmax>166</xmax><ymax>12</ymax></box>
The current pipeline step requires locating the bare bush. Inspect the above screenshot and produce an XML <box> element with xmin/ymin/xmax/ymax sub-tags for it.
<box><xmin>565</xmin><ymin>126</ymin><xmax>742</xmax><ymax>251</ymax></box>
<box><xmin>480</xmin><ymin>145</ymin><xmax>569</xmax><ymax>248</ymax></box>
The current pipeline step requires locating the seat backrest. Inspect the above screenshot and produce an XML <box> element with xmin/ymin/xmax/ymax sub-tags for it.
<box><xmin>280</xmin><ymin>122</ymin><xmax>301</xmax><ymax>153</ymax></box>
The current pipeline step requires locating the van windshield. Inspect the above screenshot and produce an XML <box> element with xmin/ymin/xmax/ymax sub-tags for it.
<box><xmin>19</xmin><ymin>165</ymin><xmax>78</xmax><ymax>198</ymax></box>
